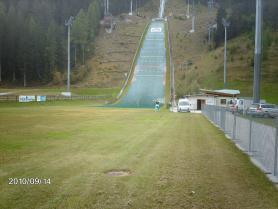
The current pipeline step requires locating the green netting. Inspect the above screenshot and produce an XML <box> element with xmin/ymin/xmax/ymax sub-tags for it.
<box><xmin>113</xmin><ymin>20</ymin><xmax>166</xmax><ymax>108</ymax></box>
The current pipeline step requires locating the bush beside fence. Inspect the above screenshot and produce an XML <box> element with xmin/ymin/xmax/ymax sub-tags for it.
<box><xmin>203</xmin><ymin>105</ymin><xmax>278</xmax><ymax>182</ymax></box>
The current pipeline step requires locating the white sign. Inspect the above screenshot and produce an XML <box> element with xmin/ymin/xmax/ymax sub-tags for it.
<box><xmin>61</xmin><ymin>92</ymin><xmax>71</xmax><ymax>97</ymax></box>
<box><xmin>151</xmin><ymin>27</ymin><xmax>162</xmax><ymax>33</ymax></box>
<box><xmin>19</xmin><ymin>96</ymin><xmax>36</xmax><ymax>103</ymax></box>
<box><xmin>37</xmin><ymin>96</ymin><xmax>46</xmax><ymax>102</ymax></box>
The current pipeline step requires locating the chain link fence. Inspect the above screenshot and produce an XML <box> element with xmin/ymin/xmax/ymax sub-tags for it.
<box><xmin>203</xmin><ymin>105</ymin><xmax>278</xmax><ymax>182</ymax></box>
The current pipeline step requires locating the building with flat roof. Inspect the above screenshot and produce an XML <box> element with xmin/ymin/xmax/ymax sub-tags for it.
<box><xmin>184</xmin><ymin>89</ymin><xmax>240</xmax><ymax>110</ymax></box>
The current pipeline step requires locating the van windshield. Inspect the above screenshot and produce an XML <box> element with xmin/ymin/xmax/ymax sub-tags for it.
<box><xmin>261</xmin><ymin>104</ymin><xmax>275</xmax><ymax>108</ymax></box>
<box><xmin>179</xmin><ymin>102</ymin><xmax>189</xmax><ymax>106</ymax></box>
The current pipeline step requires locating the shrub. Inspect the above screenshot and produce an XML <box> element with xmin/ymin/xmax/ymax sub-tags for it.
<box><xmin>52</xmin><ymin>71</ymin><xmax>64</xmax><ymax>85</ymax></box>
<box><xmin>71</xmin><ymin>66</ymin><xmax>88</xmax><ymax>83</ymax></box>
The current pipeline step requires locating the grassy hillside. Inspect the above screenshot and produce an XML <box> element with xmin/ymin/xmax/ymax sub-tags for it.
<box><xmin>78</xmin><ymin>0</ymin><xmax>159</xmax><ymax>89</ymax></box>
<box><xmin>166</xmin><ymin>0</ymin><xmax>278</xmax><ymax>104</ymax></box>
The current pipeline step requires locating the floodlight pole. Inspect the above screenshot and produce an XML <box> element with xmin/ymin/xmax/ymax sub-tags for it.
<box><xmin>208</xmin><ymin>26</ymin><xmax>211</xmax><ymax>43</ymax></box>
<box><xmin>65</xmin><ymin>16</ymin><xmax>74</xmax><ymax>93</ymax></box>
<box><xmin>107</xmin><ymin>0</ymin><xmax>109</xmax><ymax>15</ymax></box>
<box><xmin>208</xmin><ymin>0</ymin><xmax>214</xmax><ymax>9</ymax></box>
<box><xmin>253</xmin><ymin>0</ymin><xmax>263</xmax><ymax>103</ymax></box>
<box><xmin>186</xmin><ymin>0</ymin><xmax>190</xmax><ymax>19</ymax></box>
<box><xmin>130</xmin><ymin>0</ymin><xmax>133</xmax><ymax>15</ymax></box>
<box><xmin>191</xmin><ymin>0</ymin><xmax>195</xmax><ymax>33</ymax></box>
<box><xmin>159</xmin><ymin>0</ymin><xmax>165</xmax><ymax>18</ymax></box>
<box><xmin>104</xmin><ymin>0</ymin><xmax>107</xmax><ymax>16</ymax></box>
<box><xmin>223</xmin><ymin>18</ymin><xmax>230</xmax><ymax>89</ymax></box>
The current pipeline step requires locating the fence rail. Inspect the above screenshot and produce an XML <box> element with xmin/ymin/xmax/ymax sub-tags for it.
<box><xmin>0</xmin><ymin>95</ymin><xmax>112</xmax><ymax>102</ymax></box>
<box><xmin>203</xmin><ymin>105</ymin><xmax>278</xmax><ymax>182</ymax></box>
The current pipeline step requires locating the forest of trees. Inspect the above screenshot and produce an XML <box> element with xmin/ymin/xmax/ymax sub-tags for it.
<box><xmin>213</xmin><ymin>0</ymin><xmax>278</xmax><ymax>47</ymax></box>
<box><xmin>1</xmin><ymin>0</ymin><xmax>276</xmax><ymax>86</ymax></box>
<box><xmin>0</xmin><ymin>0</ymin><xmax>151</xmax><ymax>86</ymax></box>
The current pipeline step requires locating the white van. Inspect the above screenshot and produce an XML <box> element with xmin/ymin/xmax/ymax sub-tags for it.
<box><xmin>178</xmin><ymin>98</ymin><xmax>191</xmax><ymax>112</ymax></box>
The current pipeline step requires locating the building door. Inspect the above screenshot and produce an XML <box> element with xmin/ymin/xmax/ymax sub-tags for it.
<box><xmin>197</xmin><ymin>99</ymin><xmax>206</xmax><ymax>110</ymax></box>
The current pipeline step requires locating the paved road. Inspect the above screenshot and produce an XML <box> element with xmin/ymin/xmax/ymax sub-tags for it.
<box><xmin>116</xmin><ymin>20</ymin><xmax>166</xmax><ymax>108</ymax></box>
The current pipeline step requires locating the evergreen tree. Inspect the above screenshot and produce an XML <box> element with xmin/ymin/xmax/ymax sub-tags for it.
<box><xmin>87</xmin><ymin>1</ymin><xmax>101</xmax><ymax>42</ymax></box>
<box><xmin>0</xmin><ymin>2</ymin><xmax>5</xmax><ymax>82</ymax></box>
<box><xmin>45</xmin><ymin>20</ymin><xmax>58</xmax><ymax>79</ymax></box>
<box><xmin>0</xmin><ymin>0</ymin><xmax>152</xmax><ymax>84</ymax></box>
<box><xmin>72</xmin><ymin>9</ymin><xmax>89</xmax><ymax>65</ymax></box>
<box><xmin>214</xmin><ymin>6</ymin><xmax>226</xmax><ymax>47</ymax></box>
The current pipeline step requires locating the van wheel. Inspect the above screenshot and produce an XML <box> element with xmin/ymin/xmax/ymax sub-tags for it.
<box><xmin>263</xmin><ymin>113</ymin><xmax>269</xmax><ymax>118</ymax></box>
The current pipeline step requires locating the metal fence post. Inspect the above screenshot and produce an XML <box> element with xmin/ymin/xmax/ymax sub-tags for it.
<box><xmin>248</xmin><ymin>120</ymin><xmax>253</xmax><ymax>153</ymax></box>
<box><xmin>220</xmin><ymin>107</ymin><xmax>223</xmax><ymax>130</ymax></box>
<box><xmin>213</xmin><ymin>108</ymin><xmax>216</xmax><ymax>123</ymax></box>
<box><xmin>233</xmin><ymin>114</ymin><xmax>237</xmax><ymax>140</ymax></box>
<box><xmin>274</xmin><ymin>127</ymin><xmax>278</xmax><ymax>176</ymax></box>
<box><xmin>223</xmin><ymin>108</ymin><xmax>226</xmax><ymax>132</ymax></box>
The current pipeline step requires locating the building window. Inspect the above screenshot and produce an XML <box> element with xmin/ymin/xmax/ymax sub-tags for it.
<box><xmin>220</xmin><ymin>99</ymin><xmax>226</xmax><ymax>105</ymax></box>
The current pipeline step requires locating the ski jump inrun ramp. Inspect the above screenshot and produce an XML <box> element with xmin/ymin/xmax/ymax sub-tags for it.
<box><xmin>115</xmin><ymin>20</ymin><xmax>167</xmax><ymax>108</ymax></box>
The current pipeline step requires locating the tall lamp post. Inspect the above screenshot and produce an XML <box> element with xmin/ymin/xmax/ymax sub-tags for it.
<box><xmin>208</xmin><ymin>23</ymin><xmax>217</xmax><ymax>45</ymax></box>
<box><xmin>253</xmin><ymin>0</ymin><xmax>262</xmax><ymax>103</ymax></box>
<box><xmin>190</xmin><ymin>0</ymin><xmax>195</xmax><ymax>33</ymax></box>
<box><xmin>129</xmin><ymin>0</ymin><xmax>133</xmax><ymax>16</ymax></box>
<box><xmin>104</xmin><ymin>0</ymin><xmax>109</xmax><ymax>16</ymax></box>
<box><xmin>186</xmin><ymin>0</ymin><xmax>190</xmax><ymax>19</ymax></box>
<box><xmin>65</xmin><ymin>16</ymin><xmax>74</xmax><ymax>94</ymax></box>
<box><xmin>222</xmin><ymin>18</ymin><xmax>230</xmax><ymax>89</ymax></box>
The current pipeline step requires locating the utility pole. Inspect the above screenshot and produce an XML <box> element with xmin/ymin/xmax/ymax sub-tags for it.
<box><xmin>208</xmin><ymin>25</ymin><xmax>212</xmax><ymax>43</ymax></box>
<box><xmin>129</xmin><ymin>0</ymin><xmax>133</xmax><ymax>15</ymax></box>
<box><xmin>253</xmin><ymin>0</ymin><xmax>263</xmax><ymax>103</ymax></box>
<box><xmin>186</xmin><ymin>0</ymin><xmax>190</xmax><ymax>19</ymax></box>
<box><xmin>208</xmin><ymin>0</ymin><xmax>213</xmax><ymax>10</ymax></box>
<box><xmin>159</xmin><ymin>0</ymin><xmax>165</xmax><ymax>18</ymax></box>
<box><xmin>104</xmin><ymin>0</ymin><xmax>107</xmax><ymax>16</ymax></box>
<box><xmin>222</xmin><ymin>18</ymin><xmax>230</xmax><ymax>89</ymax></box>
<box><xmin>208</xmin><ymin>23</ymin><xmax>217</xmax><ymax>45</ymax></box>
<box><xmin>107</xmin><ymin>0</ymin><xmax>109</xmax><ymax>15</ymax></box>
<box><xmin>135</xmin><ymin>0</ymin><xmax>138</xmax><ymax>15</ymax></box>
<box><xmin>190</xmin><ymin>0</ymin><xmax>195</xmax><ymax>33</ymax></box>
<box><xmin>104</xmin><ymin>0</ymin><xmax>109</xmax><ymax>16</ymax></box>
<box><xmin>65</xmin><ymin>16</ymin><xmax>74</xmax><ymax>94</ymax></box>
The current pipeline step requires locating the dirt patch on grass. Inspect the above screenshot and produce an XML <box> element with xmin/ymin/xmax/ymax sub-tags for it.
<box><xmin>105</xmin><ymin>169</ymin><xmax>131</xmax><ymax>177</ymax></box>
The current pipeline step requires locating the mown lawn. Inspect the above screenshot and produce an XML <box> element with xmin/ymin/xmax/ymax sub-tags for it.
<box><xmin>0</xmin><ymin>103</ymin><xmax>278</xmax><ymax>209</ymax></box>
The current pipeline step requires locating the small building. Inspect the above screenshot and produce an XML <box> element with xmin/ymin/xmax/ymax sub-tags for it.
<box><xmin>185</xmin><ymin>89</ymin><xmax>240</xmax><ymax>110</ymax></box>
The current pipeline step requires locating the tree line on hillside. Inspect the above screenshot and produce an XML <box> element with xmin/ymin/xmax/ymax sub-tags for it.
<box><xmin>213</xmin><ymin>0</ymin><xmax>278</xmax><ymax>48</ymax></box>
<box><xmin>0</xmin><ymin>0</ymin><xmax>151</xmax><ymax>86</ymax></box>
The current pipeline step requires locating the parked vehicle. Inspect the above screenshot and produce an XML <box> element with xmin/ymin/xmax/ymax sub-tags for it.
<box><xmin>178</xmin><ymin>98</ymin><xmax>191</xmax><ymax>112</ymax></box>
<box><xmin>227</xmin><ymin>99</ymin><xmax>253</xmax><ymax>114</ymax></box>
<box><xmin>247</xmin><ymin>103</ymin><xmax>278</xmax><ymax>118</ymax></box>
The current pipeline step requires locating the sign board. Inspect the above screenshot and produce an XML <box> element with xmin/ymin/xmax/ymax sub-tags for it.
<box><xmin>19</xmin><ymin>96</ymin><xmax>36</xmax><ymax>103</ymax></box>
<box><xmin>151</xmin><ymin>27</ymin><xmax>162</xmax><ymax>33</ymax></box>
<box><xmin>61</xmin><ymin>92</ymin><xmax>71</xmax><ymax>97</ymax></box>
<box><xmin>37</xmin><ymin>96</ymin><xmax>46</xmax><ymax>102</ymax></box>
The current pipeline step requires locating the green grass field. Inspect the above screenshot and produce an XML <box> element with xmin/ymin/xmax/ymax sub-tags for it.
<box><xmin>0</xmin><ymin>103</ymin><xmax>278</xmax><ymax>209</ymax></box>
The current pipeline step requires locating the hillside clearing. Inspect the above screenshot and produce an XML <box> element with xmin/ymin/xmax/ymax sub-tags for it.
<box><xmin>167</xmin><ymin>0</ymin><xmax>278</xmax><ymax>104</ymax></box>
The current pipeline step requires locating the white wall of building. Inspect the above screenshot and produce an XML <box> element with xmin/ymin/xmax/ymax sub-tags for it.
<box><xmin>187</xmin><ymin>95</ymin><xmax>216</xmax><ymax>110</ymax></box>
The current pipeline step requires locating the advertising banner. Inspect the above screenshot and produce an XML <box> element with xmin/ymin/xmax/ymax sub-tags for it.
<box><xmin>19</xmin><ymin>96</ymin><xmax>36</xmax><ymax>103</ymax></box>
